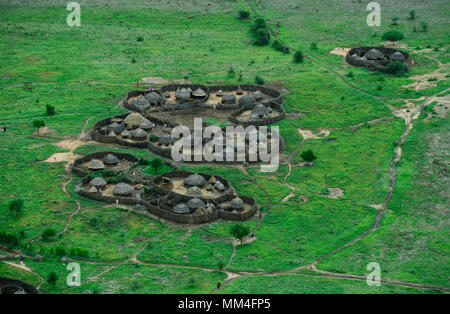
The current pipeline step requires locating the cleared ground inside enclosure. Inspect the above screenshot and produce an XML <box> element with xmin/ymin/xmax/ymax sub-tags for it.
<box><xmin>0</xmin><ymin>0</ymin><xmax>448</xmax><ymax>294</ymax></box>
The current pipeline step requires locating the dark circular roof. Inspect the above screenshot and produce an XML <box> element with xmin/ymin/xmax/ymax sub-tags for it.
<box><xmin>113</xmin><ymin>182</ymin><xmax>134</xmax><ymax>196</ymax></box>
<box><xmin>183</xmin><ymin>173</ymin><xmax>207</xmax><ymax>187</ymax></box>
<box><xmin>103</xmin><ymin>153</ymin><xmax>119</xmax><ymax>165</ymax></box>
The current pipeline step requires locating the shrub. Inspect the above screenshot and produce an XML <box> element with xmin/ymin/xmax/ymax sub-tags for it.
<box><xmin>391</xmin><ymin>17</ymin><xmax>400</xmax><ymax>25</ymax></box>
<box><xmin>89</xmin><ymin>216</ymin><xmax>99</xmax><ymax>227</ymax></box>
<box><xmin>46</xmin><ymin>104</ymin><xmax>55</xmax><ymax>115</ymax></box>
<box><xmin>381</xmin><ymin>30</ymin><xmax>404</xmax><ymax>44</ymax></box>
<box><xmin>253</xmin><ymin>28</ymin><xmax>270</xmax><ymax>46</ymax></box>
<box><xmin>310</xmin><ymin>42</ymin><xmax>318</xmax><ymax>50</ymax></box>
<box><xmin>251</xmin><ymin>18</ymin><xmax>270</xmax><ymax>46</ymax></box>
<box><xmin>385</xmin><ymin>61</ymin><xmax>407</xmax><ymax>75</ymax></box>
<box><xmin>293</xmin><ymin>50</ymin><xmax>304</xmax><ymax>63</ymax></box>
<box><xmin>272</xmin><ymin>40</ymin><xmax>289</xmax><ymax>54</ymax></box>
<box><xmin>346</xmin><ymin>71</ymin><xmax>354</xmax><ymax>78</ymax></box>
<box><xmin>420</xmin><ymin>21</ymin><xmax>428</xmax><ymax>32</ymax></box>
<box><xmin>0</xmin><ymin>231</ymin><xmax>19</xmax><ymax>247</ymax></box>
<box><xmin>47</xmin><ymin>271</ymin><xmax>58</xmax><ymax>287</ymax></box>
<box><xmin>42</xmin><ymin>228</ymin><xmax>56</xmax><ymax>241</ymax></box>
<box><xmin>230</xmin><ymin>224</ymin><xmax>250</xmax><ymax>244</ymax></box>
<box><xmin>131</xmin><ymin>57</ymin><xmax>136</xmax><ymax>63</ymax></box>
<box><xmin>301</xmin><ymin>149</ymin><xmax>317</xmax><ymax>162</ymax></box>
<box><xmin>254</xmin><ymin>75</ymin><xmax>265</xmax><ymax>85</ymax></box>
<box><xmin>9</xmin><ymin>199</ymin><xmax>24</xmax><ymax>217</ymax></box>
<box><xmin>136</xmin><ymin>36</ymin><xmax>144</xmax><ymax>42</ymax></box>
<box><xmin>238</xmin><ymin>10</ymin><xmax>250</xmax><ymax>20</ymax></box>
<box><xmin>55</xmin><ymin>246</ymin><xmax>66</xmax><ymax>257</ymax></box>
<box><xmin>409</xmin><ymin>10</ymin><xmax>416</xmax><ymax>20</ymax></box>
<box><xmin>227</xmin><ymin>66</ymin><xmax>236</xmax><ymax>78</ymax></box>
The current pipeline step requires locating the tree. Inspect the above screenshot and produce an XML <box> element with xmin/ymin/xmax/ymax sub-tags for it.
<box><xmin>227</xmin><ymin>66</ymin><xmax>236</xmax><ymax>78</ymax></box>
<box><xmin>381</xmin><ymin>30</ymin><xmax>404</xmax><ymax>45</ymax></box>
<box><xmin>47</xmin><ymin>271</ymin><xmax>58</xmax><ymax>287</ymax></box>
<box><xmin>293</xmin><ymin>50</ymin><xmax>304</xmax><ymax>63</ymax></box>
<box><xmin>230</xmin><ymin>224</ymin><xmax>250</xmax><ymax>244</ymax></box>
<box><xmin>301</xmin><ymin>149</ymin><xmax>317</xmax><ymax>163</ymax></box>
<box><xmin>150</xmin><ymin>157</ymin><xmax>163</xmax><ymax>175</ymax></box>
<box><xmin>32</xmin><ymin>119</ymin><xmax>45</xmax><ymax>130</ymax></box>
<box><xmin>408</xmin><ymin>10</ymin><xmax>416</xmax><ymax>20</ymax></box>
<box><xmin>46</xmin><ymin>104</ymin><xmax>55</xmax><ymax>115</ymax></box>
<box><xmin>251</xmin><ymin>18</ymin><xmax>268</xmax><ymax>33</ymax></box>
<box><xmin>9</xmin><ymin>199</ymin><xmax>24</xmax><ymax>217</ymax></box>
<box><xmin>42</xmin><ymin>228</ymin><xmax>56</xmax><ymax>241</ymax></box>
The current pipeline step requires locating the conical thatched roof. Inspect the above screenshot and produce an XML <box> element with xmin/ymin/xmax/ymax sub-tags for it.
<box><xmin>139</xmin><ymin>119</ymin><xmax>154</xmax><ymax>130</ymax></box>
<box><xmin>124</xmin><ymin>112</ymin><xmax>145</xmax><ymax>129</ymax></box>
<box><xmin>238</xmin><ymin>93</ymin><xmax>256</xmax><ymax>106</ymax></box>
<box><xmin>107</xmin><ymin>122</ymin><xmax>125</xmax><ymax>134</ymax></box>
<box><xmin>121</xmin><ymin>129</ymin><xmax>130</xmax><ymax>138</ymax></box>
<box><xmin>130</xmin><ymin>128</ymin><xmax>148</xmax><ymax>139</ymax></box>
<box><xmin>187</xmin><ymin>198</ymin><xmax>206</xmax><ymax>210</ymax></box>
<box><xmin>103</xmin><ymin>153</ymin><xmax>119</xmax><ymax>165</ymax></box>
<box><xmin>173</xmin><ymin>203</ymin><xmax>189</xmax><ymax>214</ymax></box>
<box><xmin>236</xmin><ymin>87</ymin><xmax>244</xmax><ymax>95</ymax></box>
<box><xmin>230</xmin><ymin>197</ymin><xmax>244</xmax><ymax>209</ymax></box>
<box><xmin>132</xmin><ymin>95</ymin><xmax>150</xmax><ymax>111</ymax></box>
<box><xmin>183</xmin><ymin>173</ymin><xmax>206</xmax><ymax>187</ymax></box>
<box><xmin>208</xmin><ymin>176</ymin><xmax>217</xmax><ymax>184</ymax></box>
<box><xmin>145</xmin><ymin>92</ymin><xmax>163</xmax><ymax>105</ymax></box>
<box><xmin>175</xmin><ymin>88</ymin><xmax>191</xmax><ymax>101</ymax></box>
<box><xmin>390</xmin><ymin>51</ymin><xmax>405</xmax><ymax>61</ymax></box>
<box><xmin>113</xmin><ymin>182</ymin><xmax>134</xmax><ymax>196</ymax></box>
<box><xmin>214</xmin><ymin>181</ymin><xmax>225</xmax><ymax>192</ymax></box>
<box><xmin>89</xmin><ymin>177</ymin><xmax>107</xmax><ymax>187</ymax></box>
<box><xmin>108</xmin><ymin>131</ymin><xmax>116</xmax><ymax>137</ymax></box>
<box><xmin>222</xmin><ymin>92</ymin><xmax>236</xmax><ymax>104</ymax></box>
<box><xmin>163</xmin><ymin>91</ymin><xmax>171</xmax><ymax>98</ymax></box>
<box><xmin>252</xmin><ymin>90</ymin><xmax>264</xmax><ymax>100</ymax></box>
<box><xmin>192</xmin><ymin>88</ymin><xmax>206</xmax><ymax>97</ymax></box>
<box><xmin>252</xmin><ymin>104</ymin><xmax>268</xmax><ymax>117</ymax></box>
<box><xmin>186</xmin><ymin>186</ymin><xmax>202</xmax><ymax>197</ymax></box>
<box><xmin>88</xmin><ymin>186</ymin><xmax>98</xmax><ymax>193</ymax></box>
<box><xmin>216</xmin><ymin>90</ymin><xmax>224</xmax><ymax>97</ymax></box>
<box><xmin>364</xmin><ymin>48</ymin><xmax>384</xmax><ymax>60</ymax></box>
<box><xmin>87</xmin><ymin>159</ymin><xmax>105</xmax><ymax>170</ymax></box>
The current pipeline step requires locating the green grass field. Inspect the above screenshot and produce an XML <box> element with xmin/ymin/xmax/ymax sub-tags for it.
<box><xmin>0</xmin><ymin>1</ymin><xmax>448</xmax><ymax>294</ymax></box>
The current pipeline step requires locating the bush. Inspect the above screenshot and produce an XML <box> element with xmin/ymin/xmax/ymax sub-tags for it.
<box><xmin>46</xmin><ymin>104</ymin><xmax>55</xmax><ymax>115</ymax></box>
<box><xmin>9</xmin><ymin>199</ymin><xmax>24</xmax><ymax>217</ymax></box>
<box><xmin>310</xmin><ymin>42</ymin><xmax>318</xmax><ymax>50</ymax></box>
<box><xmin>346</xmin><ymin>71</ymin><xmax>354</xmax><ymax>78</ymax></box>
<box><xmin>251</xmin><ymin>18</ymin><xmax>270</xmax><ymax>46</ymax></box>
<box><xmin>293</xmin><ymin>50</ymin><xmax>304</xmax><ymax>63</ymax></box>
<box><xmin>253</xmin><ymin>28</ymin><xmax>270</xmax><ymax>46</ymax></box>
<box><xmin>0</xmin><ymin>231</ymin><xmax>19</xmax><ymax>247</ymax></box>
<box><xmin>238</xmin><ymin>10</ymin><xmax>250</xmax><ymax>20</ymax></box>
<box><xmin>42</xmin><ymin>228</ymin><xmax>56</xmax><ymax>241</ymax></box>
<box><xmin>131</xmin><ymin>57</ymin><xmax>136</xmax><ymax>63</ymax></box>
<box><xmin>272</xmin><ymin>40</ymin><xmax>289</xmax><ymax>54</ymax></box>
<box><xmin>420</xmin><ymin>21</ymin><xmax>428</xmax><ymax>32</ymax></box>
<box><xmin>89</xmin><ymin>216</ymin><xmax>99</xmax><ymax>227</ymax></box>
<box><xmin>136</xmin><ymin>36</ymin><xmax>144</xmax><ymax>42</ymax></box>
<box><xmin>408</xmin><ymin>10</ymin><xmax>416</xmax><ymax>20</ymax></box>
<box><xmin>301</xmin><ymin>149</ymin><xmax>317</xmax><ymax>162</ymax></box>
<box><xmin>227</xmin><ymin>66</ymin><xmax>236</xmax><ymax>78</ymax></box>
<box><xmin>150</xmin><ymin>157</ymin><xmax>164</xmax><ymax>175</ymax></box>
<box><xmin>385</xmin><ymin>61</ymin><xmax>407</xmax><ymax>75</ymax></box>
<box><xmin>254</xmin><ymin>75</ymin><xmax>265</xmax><ymax>85</ymax></box>
<box><xmin>391</xmin><ymin>17</ymin><xmax>400</xmax><ymax>25</ymax></box>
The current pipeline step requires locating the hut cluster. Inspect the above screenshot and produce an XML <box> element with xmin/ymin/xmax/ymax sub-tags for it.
<box><xmin>351</xmin><ymin>48</ymin><xmax>406</xmax><ymax>62</ymax></box>
<box><xmin>345</xmin><ymin>46</ymin><xmax>411</xmax><ymax>72</ymax></box>
<box><xmin>102</xmin><ymin>113</ymin><xmax>162</xmax><ymax>142</ymax></box>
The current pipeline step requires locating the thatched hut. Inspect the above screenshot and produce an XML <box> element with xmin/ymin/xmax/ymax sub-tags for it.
<box><xmin>145</xmin><ymin>92</ymin><xmax>163</xmax><ymax>105</ymax></box>
<box><xmin>236</xmin><ymin>87</ymin><xmax>244</xmax><ymax>95</ymax></box>
<box><xmin>132</xmin><ymin>95</ymin><xmax>151</xmax><ymax>111</ymax></box>
<box><xmin>175</xmin><ymin>88</ymin><xmax>191</xmax><ymax>102</ymax></box>
<box><xmin>103</xmin><ymin>153</ymin><xmax>119</xmax><ymax>165</ymax></box>
<box><xmin>139</xmin><ymin>119</ymin><xmax>154</xmax><ymax>130</ymax></box>
<box><xmin>186</xmin><ymin>186</ymin><xmax>202</xmax><ymax>197</ymax></box>
<box><xmin>87</xmin><ymin>159</ymin><xmax>105</xmax><ymax>171</ymax></box>
<box><xmin>390</xmin><ymin>51</ymin><xmax>405</xmax><ymax>61</ymax></box>
<box><xmin>107</xmin><ymin>122</ymin><xmax>125</xmax><ymax>134</ymax></box>
<box><xmin>113</xmin><ymin>183</ymin><xmax>134</xmax><ymax>197</ymax></box>
<box><xmin>221</xmin><ymin>92</ymin><xmax>236</xmax><ymax>104</ymax></box>
<box><xmin>89</xmin><ymin>177</ymin><xmax>107</xmax><ymax>190</ymax></box>
<box><xmin>124</xmin><ymin>112</ymin><xmax>145</xmax><ymax>129</ymax></box>
<box><xmin>130</xmin><ymin>128</ymin><xmax>148</xmax><ymax>140</ymax></box>
<box><xmin>238</xmin><ymin>93</ymin><xmax>256</xmax><ymax>106</ymax></box>
<box><xmin>230</xmin><ymin>197</ymin><xmax>244</xmax><ymax>210</ymax></box>
<box><xmin>192</xmin><ymin>88</ymin><xmax>206</xmax><ymax>99</ymax></box>
<box><xmin>364</xmin><ymin>48</ymin><xmax>384</xmax><ymax>60</ymax></box>
<box><xmin>173</xmin><ymin>203</ymin><xmax>189</xmax><ymax>214</ymax></box>
<box><xmin>187</xmin><ymin>198</ymin><xmax>206</xmax><ymax>211</ymax></box>
<box><xmin>183</xmin><ymin>173</ymin><xmax>206</xmax><ymax>187</ymax></box>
